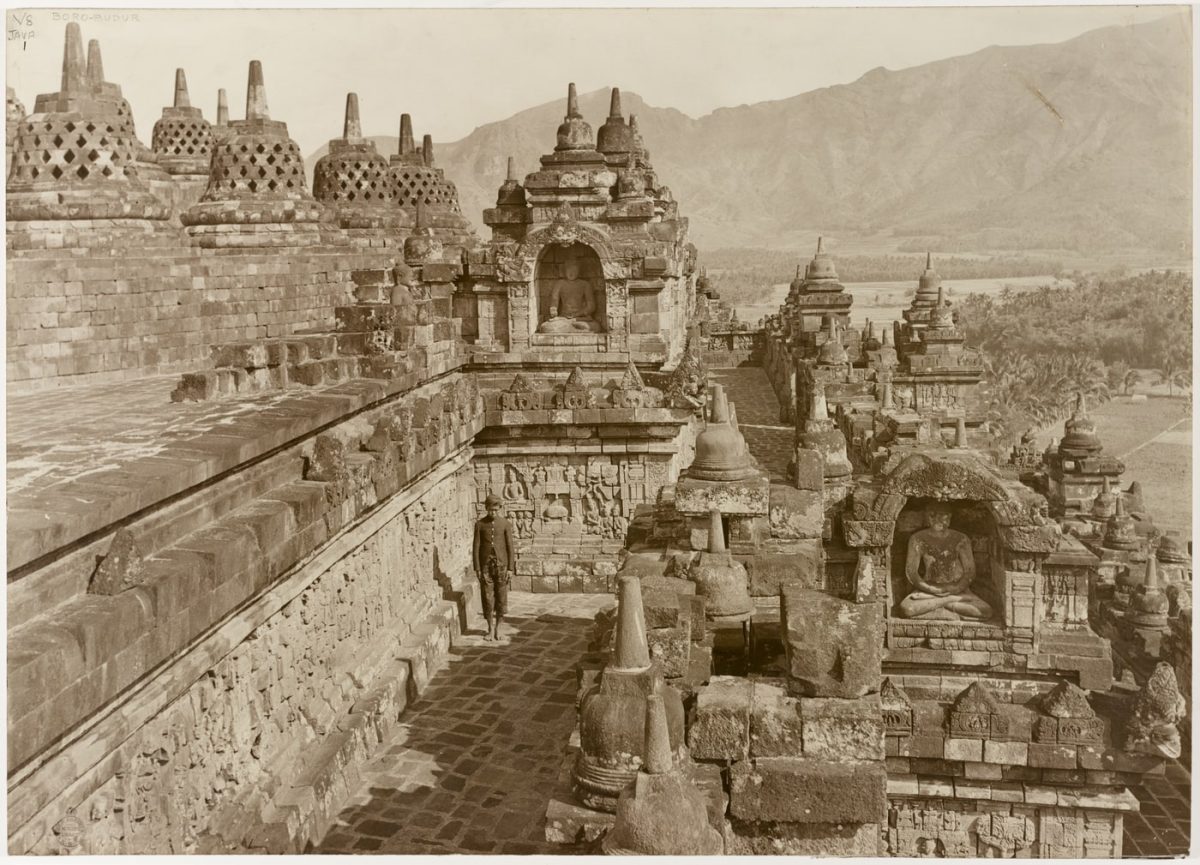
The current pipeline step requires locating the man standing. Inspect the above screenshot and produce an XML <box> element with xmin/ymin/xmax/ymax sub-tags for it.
<box><xmin>473</xmin><ymin>493</ymin><xmax>515</xmax><ymax>641</ymax></box>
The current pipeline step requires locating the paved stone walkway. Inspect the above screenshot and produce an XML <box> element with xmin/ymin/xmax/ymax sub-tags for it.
<box><xmin>314</xmin><ymin>592</ymin><xmax>614</xmax><ymax>855</ymax></box>
<box><xmin>710</xmin><ymin>366</ymin><xmax>792</xmax><ymax>481</ymax></box>
<box><xmin>1123</xmin><ymin>746</ymin><xmax>1192</xmax><ymax>857</ymax></box>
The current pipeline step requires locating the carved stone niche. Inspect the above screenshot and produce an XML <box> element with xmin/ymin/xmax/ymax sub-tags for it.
<box><xmin>890</xmin><ymin>496</ymin><xmax>1000</xmax><ymax>624</ymax></box>
<box><xmin>533</xmin><ymin>242</ymin><xmax>607</xmax><ymax>337</ymax></box>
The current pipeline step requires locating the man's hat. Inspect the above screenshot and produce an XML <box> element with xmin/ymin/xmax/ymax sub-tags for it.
<box><xmin>484</xmin><ymin>493</ymin><xmax>503</xmax><ymax>508</ymax></box>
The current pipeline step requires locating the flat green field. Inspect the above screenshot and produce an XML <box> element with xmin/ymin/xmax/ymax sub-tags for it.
<box><xmin>1036</xmin><ymin>396</ymin><xmax>1192</xmax><ymax>540</ymax></box>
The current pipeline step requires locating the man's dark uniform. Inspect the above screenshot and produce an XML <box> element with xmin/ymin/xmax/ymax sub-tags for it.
<box><xmin>473</xmin><ymin>496</ymin><xmax>515</xmax><ymax>625</ymax></box>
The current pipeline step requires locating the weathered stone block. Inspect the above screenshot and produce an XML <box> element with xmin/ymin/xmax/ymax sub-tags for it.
<box><xmin>749</xmin><ymin>680</ymin><xmax>804</xmax><ymax>758</ymax></box>
<box><xmin>675</xmin><ymin>475</ymin><xmax>770</xmax><ymax>517</ymax></box>
<box><xmin>791</xmin><ymin>449</ymin><xmax>825</xmax><ymax>492</ymax></box>
<box><xmin>689</xmin><ymin>675</ymin><xmax>752</xmax><ymax>761</ymax></box>
<box><xmin>746</xmin><ymin>545</ymin><xmax>823</xmax><ymax>596</ymax></box>
<box><xmin>781</xmin><ymin>587</ymin><xmax>882</xmax><ymax>699</ymax></box>
<box><xmin>842</xmin><ymin>519</ymin><xmax>895</xmax><ymax>548</ymax></box>
<box><xmin>800</xmin><ymin>696</ymin><xmax>884</xmax><ymax>761</ymax></box>
<box><xmin>724</xmin><ymin>819</ymin><xmax>880</xmax><ymax>856</ymax></box>
<box><xmin>768</xmin><ymin>485</ymin><xmax>824</xmax><ymax>540</ymax></box>
<box><xmin>728</xmin><ymin>757</ymin><xmax>886</xmax><ymax>824</ymax></box>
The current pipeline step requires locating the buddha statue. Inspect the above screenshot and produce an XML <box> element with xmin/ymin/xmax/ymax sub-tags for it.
<box><xmin>898</xmin><ymin>504</ymin><xmax>993</xmax><ymax>621</ymax></box>
<box><xmin>539</xmin><ymin>259</ymin><xmax>601</xmax><ymax>333</ymax></box>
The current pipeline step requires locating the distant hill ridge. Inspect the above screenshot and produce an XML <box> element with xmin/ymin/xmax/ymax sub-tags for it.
<box><xmin>309</xmin><ymin>14</ymin><xmax>1191</xmax><ymax>254</ymax></box>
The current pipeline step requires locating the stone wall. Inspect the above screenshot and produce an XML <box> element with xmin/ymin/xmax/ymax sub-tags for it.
<box><xmin>8</xmin><ymin>457</ymin><xmax>475</xmax><ymax>855</ymax></box>
<box><xmin>6</xmin><ymin>241</ymin><xmax>397</xmax><ymax>391</ymax></box>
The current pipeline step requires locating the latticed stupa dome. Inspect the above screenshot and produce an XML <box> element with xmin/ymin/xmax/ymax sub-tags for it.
<box><xmin>312</xmin><ymin>93</ymin><xmax>396</xmax><ymax>207</ymax></box>
<box><xmin>7</xmin><ymin>23</ymin><xmax>168</xmax><ymax>222</ymax></box>
<box><xmin>150</xmin><ymin>68</ymin><xmax>212</xmax><ymax>175</ymax></box>
<box><xmin>181</xmin><ymin>59</ymin><xmax>321</xmax><ymax>247</ymax></box>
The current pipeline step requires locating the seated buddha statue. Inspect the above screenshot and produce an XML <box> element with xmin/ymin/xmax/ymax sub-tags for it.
<box><xmin>539</xmin><ymin>260</ymin><xmax>601</xmax><ymax>333</ymax></box>
<box><xmin>898</xmin><ymin>504</ymin><xmax>993</xmax><ymax>621</ymax></box>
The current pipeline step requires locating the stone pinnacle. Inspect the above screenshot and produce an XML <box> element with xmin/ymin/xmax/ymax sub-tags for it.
<box><xmin>642</xmin><ymin>692</ymin><xmax>673</xmax><ymax>775</ymax></box>
<box><xmin>795</xmin><ymin>264</ymin><xmax>803</xmax><ymax>279</ymax></box>
<box><xmin>1075</xmin><ymin>392</ymin><xmax>1087</xmax><ymax>415</ymax></box>
<box><xmin>399</xmin><ymin>113</ymin><xmax>415</xmax><ymax>155</ymax></box>
<box><xmin>86</xmin><ymin>39</ymin><xmax>104</xmax><ymax>87</ymax></box>
<box><xmin>1145</xmin><ymin>543</ymin><xmax>1160</xmax><ymax>589</ymax></box>
<box><xmin>882</xmin><ymin>380</ymin><xmax>894</xmax><ymax>409</ymax></box>
<box><xmin>811</xmin><ymin>385</ymin><xmax>829</xmax><ymax>421</ymax></box>
<box><xmin>926</xmin><ymin>250</ymin><xmax>932</xmax><ymax>269</ymax></box>
<box><xmin>612</xmin><ymin>576</ymin><xmax>651</xmax><ymax>672</ymax></box>
<box><xmin>609</xmin><ymin>86</ymin><xmax>623</xmax><ymax>119</ymax></box>
<box><xmin>343</xmin><ymin>92</ymin><xmax>361</xmax><ymax>139</ymax></box>
<box><xmin>955</xmin><ymin>416</ymin><xmax>968</xmax><ymax>448</ymax></box>
<box><xmin>707</xmin><ymin>509</ymin><xmax>727</xmax><ymax>554</ymax></box>
<box><xmin>506</xmin><ymin>155</ymin><xmax>517</xmax><ymax>182</ymax></box>
<box><xmin>61</xmin><ymin>23</ymin><xmax>86</xmax><ymax>93</ymax></box>
<box><xmin>245</xmin><ymin>60</ymin><xmax>269</xmax><ymax>121</ymax></box>
<box><xmin>85</xmin><ymin>38</ymin><xmax>104</xmax><ymax>86</ymax></box>
<box><xmin>173</xmin><ymin>68</ymin><xmax>191</xmax><ymax>109</ymax></box>
<box><xmin>422</xmin><ymin>134</ymin><xmax>434</xmax><ymax>166</ymax></box>
<box><xmin>567</xmin><ymin>82</ymin><xmax>580</xmax><ymax>118</ymax></box>
<box><xmin>216</xmin><ymin>88</ymin><xmax>229</xmax><ymax>125</ymax></box>
<box><xmin>708</xmin><ymin>384</ymin><xmax>730</xmax><ymax>424</ymax></box>
<box><xmin>816</xmin><ymin>235</ymin><xmax>824</xmax><ymax>254</ymax></box>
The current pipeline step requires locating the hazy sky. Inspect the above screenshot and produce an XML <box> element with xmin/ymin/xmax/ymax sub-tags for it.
<box><xmin>5</xmin><ymin>5</ymin><xmax>1184</xmax><ymax>158</ymax></box>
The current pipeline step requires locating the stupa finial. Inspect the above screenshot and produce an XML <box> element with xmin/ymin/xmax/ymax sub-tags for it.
<box><xmin>612</xmin><ymin>576</ymin><xmax>652</xmax><ymax>671</ymax></box>
<box><xmin>342</xmin><ymin>92</ymin><xmax>361</xmax><ymax>139</ymax></box>
<box><xmin>61</xmin><ymin>23</ymin><xmax>86</xmax><ymax>93</ymax></box>
<box><xmin>245</xmin><ymin>60</ymin><xmax>269</xmax><ymax>121</ymax></box>
<box><xmin>609</xmin><ymin>86</ymin><xmax>623</xmax><ymax>119</ymax></box>
<box><xmin>816</xmin><ymin>235</ymin><xmax>824</xmax><ymax>254</ymax></box>
<box><xmin>567</xmin><ymin>82</ymin><xmax>580</xmax><ymax>118</ymax></box>
<box><xmin>422</xmin><ymin>133</ymin><xmax>434</xmax><ymax>166</ymax></box>
<box><xmin>173</xmin><ymin>68</ymin><xmax>191</xmax><ymax>109</ymax></box>
<box><xmin>86</xmin><ymin>38</ymin><xmax>104</xmax><ymax>87</ymax></box>
<box><xmin>506</xmin><ymin>155</ymin><xmax>517</xmax><ymax>182</ymax></box>
<box><xmin>216</xmin><ymin>88</ymin><xmax>229</xmax><ymax>125</ymax></box>
<box><xmin>707</xmin><ymin>509</ymin><xmax>727</xmax><ymax>554</ymax></box>
<box><xmin>642</xmin><ymin>692</ymin><xmax>673</xmax><ymax>775</ymax></box>
<box><xmin>398</xmin><ymin>113</ymin><xmax>415</xmax><ymax>155</ymax></box>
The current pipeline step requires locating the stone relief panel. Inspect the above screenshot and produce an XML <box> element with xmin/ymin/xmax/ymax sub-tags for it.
<box><xmin>26</xmin><ymin>466</ymin><xmax>474</xmax><ymax>855</ymax></box>
<box><xmin>473</xmin><ymin>454</ymin><xmax>670</xmax><ymax>546</ymax></box>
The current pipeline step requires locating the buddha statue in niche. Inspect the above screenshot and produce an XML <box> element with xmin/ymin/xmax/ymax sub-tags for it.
<box><xmin>898</xmin><ymin>503</ymin><xmax>993</xmax><ymax>621</ymax></box>
<box><xmin>539</xmin><ymin>259</ymin><xmax>601</xmax><ymax>333</ymax></box>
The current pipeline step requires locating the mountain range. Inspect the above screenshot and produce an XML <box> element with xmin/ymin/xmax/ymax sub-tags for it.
<box><xmin>310</xmin><ymin>13</ymin><xmax>1191</xmax><ymax>254</ymax></box>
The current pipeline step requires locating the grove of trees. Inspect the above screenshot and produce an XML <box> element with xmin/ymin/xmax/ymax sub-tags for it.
<box><xmin>956</xmin><ymin>271</ymin><xmax>1192</xmax><ymax>443</ymax></box>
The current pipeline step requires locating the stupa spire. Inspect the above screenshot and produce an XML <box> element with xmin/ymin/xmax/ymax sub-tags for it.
<box><xmin>61</xmin><ymin>23</ymin><xmax>86</xmax><ymax>93</ymax></box>
<box><xmin>86</xmin><ymin>38</ymin><xmax>104</xmax><ymax>87</ymax></box>
<box><xmin>342</xmin><ymin>92</ymin><xmax>361</xmax><ymax>139</ymax></box>
<box><xmin>609</xmin><ymin>86</ymin><xmax>623</xmax><ymax>119</ymax></box>
<box><xmin>707</xmin><ymin>509</ymin><xmax>726</xmax><ymax>554</ymax></box>
<box><xmin>216</xmin><ymin>88</ymin><xmax>229</xmax><ymax>125</ymax></box>
<box><xmin>642</xmin><ymin>693</ymin><xmax>673</xmax><ymax>774</ymax></box>
<box><xmin>245</xmin><ymin>60</ymin><xmax>269</xmax><ymax>121</ymax></box>
<box><xmin>422</xmin><ymin>133</ymin><xmax>434</xmax><ymax>166</ymax></box>
<box><xmin>816</xmin><ymin>235</ymin><xmax>824</xmax><ymax>254</ymax></box>
<box><xmin>398</xmin><ymin>113</ymin><xmax>415</xmax><ymax>155</ymax></box>
<box><xmin>955</xmin><ymin>417</ymin><xmax>968</xmax><ymax>448</ymax></box>
<box><xmin>567</xmin><ymin>81</ymin><xmax>580</xmax><ymax>117</ymax></box>
<box><xmin>173</xmin><ymin>68</ymin><xmax>191</xmax><ymax>109</ymax></box>
<box><xmin>612</xmin><ymin>576</ymin><xmax>652</xmax><ymax>671</ymax></box>
<box><xmin>506</xmin><ymin>155</ymin><xmax>517</xmax><ymax>182</ymax></box>
<box><xmin>708</xmin><ymin>384</ymin><xmax>731</xmax><ymax>424</ymax></box>
<box><xmin>811</xmin><ymin>385</ymin><xmax>829</xmax><ymax>421</ymax></box>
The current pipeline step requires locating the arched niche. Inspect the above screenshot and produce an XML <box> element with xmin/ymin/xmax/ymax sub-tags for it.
<box><xmin>888</xmin><ymin>495</ymin><xmax>1002</xmax><ymax>624</ymax></box>
<box><xmin>534</xmin><ymin>242</ymin><xmax>606</xmax><ymax>335</ymax></box>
